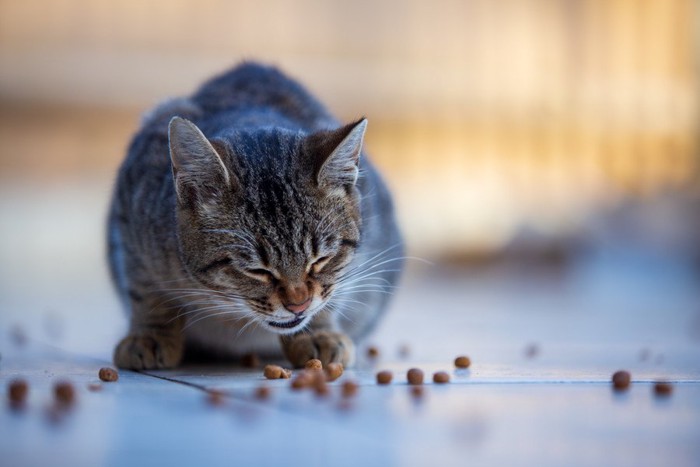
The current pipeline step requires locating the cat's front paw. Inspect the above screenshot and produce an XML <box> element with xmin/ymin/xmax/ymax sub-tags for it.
<box><xmin>282</xmin><ymin>331</ymin><xmax>355</xmax><ymax>368</ymax></box>
<box><xmin>113</xmin><ymin>334</ymin><xmax>183</xmax><ymax>370</ymax></box>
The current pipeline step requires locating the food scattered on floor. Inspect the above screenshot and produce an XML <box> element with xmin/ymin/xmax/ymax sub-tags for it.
<box><xmin>406</xmin><ymin>368</ymin><xmax>424</xmax><ymax>385</ymax></box>
<box><xmin>325</xmin><ymin>363</ymin><xmax>344</xmax><ymax>381</ymax></box>
<box><xmin>454</xmin><ymin>356</ymin><xmax>471</xmax><ymax>369</ymax></box>
<box><xmin>433</xmin><ymin>371</ymin><xmax>450</xmax><ymax>384</ymax></box>
<box><xmin>376</xmin><ymin>370</ymin><xmax>392</xmax><ymax>385</ymax></box>
<box><xmin>263</xmin><ymin>364</ymin><xmax>292</xmax><ymax>379</ymax></box>
<box><xmin>305</xmin><ymin>359</ymin><xmax>322</xmax><ymax>370</ymax></box>
<box><xmin>611</xmin><ymin>370</ymin><xmax>631</xmax><ymax>391</ymax></box>
<box><xmin>341</xmin><ymin>380</ymin><xmax>359</xmax><ymax>398</ymax></box>
<box><xmin>206</xmin><ymin>390</ymin><xmax>226</xmax><ymax>406</ymax></box>
<box><xmin>367</xmin><ymin>346</ymin><xmax>380</xmax><ymax>359</ymax></box>
<box><xmin>653</xmin><ymin>381</ymin><xmax>673</xmax><ymax>397</ymax></box>
<box><xmin>254</xmin><ymin>385</ymin><xmax>271</xmax><ymax>400</ymax></box>
<box><xmin>53</xmin><ymin>381</ymin><xmax>76</xmax><ymax>406</ymax></box>
<box><xmin>8</xmin><ymin>379</ymin><xmax>29</xmax><ymax>405</ymax></box>
<box><xmin>524</xmin><ymin>344</ymin><xmax>539</xmax><ymax>359</ymax></box>
<box><xmin>98</xmin><ymin>367</ymin><xmax>119</xmax><ymax>382</ymax></box>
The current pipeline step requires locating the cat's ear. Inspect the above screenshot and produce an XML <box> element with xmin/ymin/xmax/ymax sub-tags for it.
<box><xmin>168</xmin><ymin>117</ymin><xmax>232</xmax><ymax>208</ymax></box>
<box><xmin>310</xmin><ymin>118</ymin><xmax>367</xmax><ymax>190</ymax></box>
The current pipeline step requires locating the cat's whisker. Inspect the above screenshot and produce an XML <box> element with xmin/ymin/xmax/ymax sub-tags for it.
<box><xmin>341</xmin><ymin>243</ymin><xmax>404</xmax><ymax>275</ymax></box>
<box><xmin>325</xmin><ymin>303</ymin><xmax>357</xmax><ymax>324</ymax></box>
<box><xmin>235</xmin><ymin>316</ymin><xmax>261</xmax><ymax>339</ymax></box>
<box><xmin>337</xmin><ymin>269</ymin><xmax>404</xmax><ymax>285</ymax></box>
<box><xmin>334</xmin><ymin>289</ymin><xmax>395</xmax><ymax>296</ymax></box>
<box><xmin>181</xmin><ymin>302</ymin><xmax>253</xmax><ymax>330</ymax></box>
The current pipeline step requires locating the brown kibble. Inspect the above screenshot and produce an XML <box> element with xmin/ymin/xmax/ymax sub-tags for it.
<box><xmin>206</xmin><ymin>390</ymin><xmax>226</xmax><ymax>406</ymax></box>
<box><xmin>291</xmin><ymin>372</ymin><xmax>313</xmax><ymax>390</ymax></box>
<box><xmin>653</xmin><ymin>381</ymin><xmax>673</xmax><ymax>397</ymax></box>
<box><xmin>263</xmin><ymin>365</ymin><xmax>281</xmax><ymax>379</ymax></box>
<box><xmin>433</xmin><ymin>371</ymin><xmax>450</xmax><ymax>384</ymax></box>
<box><xmin>341</xmin><ymin>380</ymin><xmax>359</xmax><ymax>398</ymax></box>
<box><xmin>53</xmin><ymin>381</ymin><xmax>75</xmax><ymax>406</ymax></box>
<box><xmin>313</xmin><ymin>381</ymin><xmax>330</xmax><ymax>397</ymax></box>
<box><xmin>254</xmin><ymin>385</ymin><xmax>271</xmax><ymax>400</ymax></box>
<box><xmin>305</xmin><ymin>359</ymin><xmax>323</xmax><ymax>370</ymax></box>
<box><xmin>99</xmin><ymin>367</ymin><xmax>119</xmax><ymax>382</ymax></box>
<box><xmin>454</xmin><ymin>356</ymin><xmax>471</xmax><ymax>369</ymax></box>
<box><xmin>263</xmin><ymin>364</ymin><xmax>292</xmax><ymax>379</ymax></box>
<box><xmin>87</xmin><ymin>383</ymin><xmax>103</xmax><ymax>392</ymax></box>
<box><xmin>410</xmin><ymin>385</ymin><xmax>424</xmax><ymax>398</ymax></box>
<box><xmin>240</xmin><ymin>352</ymin><xmax>261</xmax><ymax>368</ymax></box>
<box><xmin>406</xmin><ymin>368</ymin><xmax>424</xmax><ymax>385</ymax></box>
<box><xmin>376</xmin><ymin>370</ymin><xmax>392</xmax><ymax>385</ymax></box>
<box><xmin>8</xmin><ymin>379</ymin><xmax>28</xmax><ymax>405</ymax></box>
<box><xmin>325</xmin><ymin>363</ymin><xmax>344</xmax><ymax>381</ymax></box>
<box><xmin>524</xmin><ymin>344</ymin><xmax>539</xmax><ymax>359</ymax></box>
<box><xmin>367</xmin><ymin>346</ymin><xmax>380</xmax><ymax>359</ymax></box>
<box><xmin>612</xmin><ymin>370</ymin><xmax>631</xmax><ymax>391</ymax></box>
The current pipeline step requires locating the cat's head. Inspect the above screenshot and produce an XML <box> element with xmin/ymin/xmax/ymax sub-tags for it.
<box><xmin>168</xmin><ymin>116</ymin><xmax>366</xmax><ymax>334</ymax></box>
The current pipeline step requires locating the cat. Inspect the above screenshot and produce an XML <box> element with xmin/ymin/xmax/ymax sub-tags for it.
<box><xmin>108</xmin><ymin>62</ymin><xmax>404</xmax><ymax>369</ymax></box>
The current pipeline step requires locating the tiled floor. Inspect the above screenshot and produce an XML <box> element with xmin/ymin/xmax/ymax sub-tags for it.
<box><xmin>1</xmin><ymin>246</ymin><xmax>699</xmax><ymax>467</ymax></box>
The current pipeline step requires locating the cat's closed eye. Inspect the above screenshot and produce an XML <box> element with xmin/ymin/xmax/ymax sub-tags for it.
<box><xmin>244</xmin><ymin>268</ymin><xmax>276</xmax><ymax>283</ymax></box>
<box><xmin>310</xmin><ymin>256</ymin><xmax>331</xmax><ymax>274</ymax></box>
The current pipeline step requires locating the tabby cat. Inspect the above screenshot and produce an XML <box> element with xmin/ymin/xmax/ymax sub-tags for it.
<box><xmin>108</xmin><ymin>63</ymin><xmax>403</xmax><ymax>369</ymax></box>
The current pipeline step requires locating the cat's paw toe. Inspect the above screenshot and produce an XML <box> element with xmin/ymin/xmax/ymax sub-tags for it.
<box><xmin>113</xmin><ymin>334</ymin><xmax>183</xmax><ymax>370</ymax></box>
<box><xmin>284</xmin><ymin>331</ymin><xmax>355</xmax><ymax>368</ymax></box>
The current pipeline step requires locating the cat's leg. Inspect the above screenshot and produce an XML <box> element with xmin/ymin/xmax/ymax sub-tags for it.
<box><xmin>279</xmin><ymin>311</ymin><xmax>355</xmax><ymax>368</ymax></box>
<box><xmin>113</xmin><ymin>294</ymin><xmax>185</xmax><ymax>370</ymax></box>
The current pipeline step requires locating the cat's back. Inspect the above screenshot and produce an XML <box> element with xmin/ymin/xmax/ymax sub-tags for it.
<box><xmin>192</xmin><ymin>62</ymin><xmax>334</xmax><ymax>129</ymax></box>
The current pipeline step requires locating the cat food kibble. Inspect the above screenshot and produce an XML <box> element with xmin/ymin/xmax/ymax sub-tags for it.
<box><xmin>305</xmin><ymin>359</ymin><xmax>323</xmax><ymax>370</ymax></box>
<box><xmin>206</xmin><ymin>390</ymin><xmax>226</xmax><ymax>406</ymax></box>
<box><xmin>313</xmin><ymin>380</ymin><xmax>330</xmax><ymax>397</ymax></box>
<box><xmin>367</xmin><ymin>346</ymin><xmax>380</xmax><ymax>359</ymax></box>
<box><xmin>325</xmin><ymin>363</ymin><xmax>344</xmax><ymax>381</ymax></box>
<box><xmin>255</xmin><ymin>385</ymin><xmax>271</xmax><ymax>400</ymax></box>
<box><xmin>376</xmin><ymin>370</ymin><xmax>393</xmax><ymax>385</ymax></box>
<box><xmin>433</xmin><ymin>371</ymin><xmax>450</xmax><ymax>384</ymax></box>
<box><xmin>454</xmin><ymin>356</ymin><xmax>471</xmax><ymax>369</ymax></box>
<box><xmin>524</xmin><ymin>344</ymin><xmax>540</xmax><ymax>359</ymax></box>
<box><xmin>653</xmin><ymin>381</ymin><xmax>673</xmax><ymax>397</ymax></box>
<box><xmin>87</xmin><ymin>383</ymin><xmax>103</xmax><ymax>392</ymax></box>
<box><xmin>98</xmin><ymin>367</ymin><xmax>119</xmax><ymax>382</ymax></box>
<box><xmin>53</xmin><ymin>381</ymin><xmax>76</xmax><ymax>406</ymax></box>
<box><xmin>263</xmin><ymin>364</ymin><xmax>292</xmax><ymax>379</ymax></box>
<box><xmin>8</xmin><ymin>379</ymin><xmax>29</xmax><ymax>405</ymax></box>
<box><xmin>241</xmin><ymin>352</ymin><xmax>261</xmax><ymax>368</ymax></box>
<box><xmin>611</xmin><ymin>370</ymin><xmax>631</xmax><ymax>391</ymax></box>
<box><xmin>341</xmin><ymin>380</ymin><xmax>359</xmax><ymax>398</ymax></box>
<box><xmin>291</xmin><ymin>372</ymin><xmax>312</xmax><ymax>390</ymax></box>
<box><xmin>406</xmin><ymin>368</ymin><xmax>424</xmax><ymax>385</ymax></box>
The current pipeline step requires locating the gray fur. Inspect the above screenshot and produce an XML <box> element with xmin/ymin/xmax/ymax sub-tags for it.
<box><xmin>108</xmin><ymin>62</ymin><xmax>403</xmax><ymax>366</ymax></box>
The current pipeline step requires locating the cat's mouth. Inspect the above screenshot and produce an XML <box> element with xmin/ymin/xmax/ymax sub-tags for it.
<box><xmin>267</xmin><ymin>315</ymin><xmax>307</xmax><ymax>330</ymax></box>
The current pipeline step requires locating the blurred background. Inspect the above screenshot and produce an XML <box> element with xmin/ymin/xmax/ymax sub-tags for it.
<box><xmin>0</xmin><ymin>0</ymin><xmax>699</xmax><ymax>353</ymax></box>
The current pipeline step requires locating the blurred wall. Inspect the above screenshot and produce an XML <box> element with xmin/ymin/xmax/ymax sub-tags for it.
<box><xmin>0</xmin><ymin>0</ymin><xmax>698</xmax><ymax>256</ymax></box>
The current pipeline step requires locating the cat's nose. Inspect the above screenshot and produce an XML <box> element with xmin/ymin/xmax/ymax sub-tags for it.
<box><xmin>281</xmin><ymin>284</ymin><xmax>311</xmax><ymax>314</ymax></box>
<box><xmin>284</xmin><ymin>298</ymin><xmax>311</xmax><ymax>314</ymax></box>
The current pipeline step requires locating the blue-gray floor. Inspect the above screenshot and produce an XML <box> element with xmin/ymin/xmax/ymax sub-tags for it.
<box><xmin>1</xmin><ymin>250</ymin><xmax>699</xmax><ymax>467</ymax></box>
